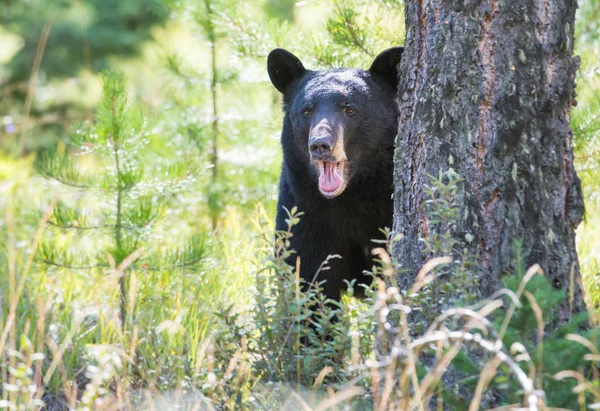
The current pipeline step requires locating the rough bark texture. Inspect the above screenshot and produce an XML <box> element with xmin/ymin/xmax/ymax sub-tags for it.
<box><xmin>394</xmin><ymin>0</ymin><xmax>586</xmax><ymax>314</ymax></box>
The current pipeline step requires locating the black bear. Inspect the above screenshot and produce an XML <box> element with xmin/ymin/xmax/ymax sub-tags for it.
<box><xmin>268</xmin><ymin>47</ymin><xmax>403</xmax><ymax>303</ymax></box>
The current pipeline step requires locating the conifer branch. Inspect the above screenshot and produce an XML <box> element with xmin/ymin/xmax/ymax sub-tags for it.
<box><xmin>333</xmin><ymin>3</ymin><xmax>373</xmax><ymax>57</ymax></box>
<box><xmin>42</xmin><ymin>259</ymin><xmax>108</xmax><ymax>270</ymax></box>
<box><xmin>43</xmin><ymin>174</ymin><xmax>91</xmax><ymax>189</ymax></box>
<box><xmin>47</xmin><ymin>221</ymin><xmax>116</xmax><ymax>230</ymax></box>
<box><xmin>134</xmin><ymin>257</ymin><xmax>205</xmax><ymax>272</ymax></box>
<box><xmin>221</xmin><ymin>12</ymin><xmax>262</xmax><ymax>43</ymax></box>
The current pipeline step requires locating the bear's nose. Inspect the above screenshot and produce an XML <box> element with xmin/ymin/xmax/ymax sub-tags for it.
<box><xmin>309</xmin><ymin>135</ymin><xmax>333</xmax><ymax>158</ymax></box>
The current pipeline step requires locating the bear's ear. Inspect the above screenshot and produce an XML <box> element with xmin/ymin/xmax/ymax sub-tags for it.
<box><xmin>267</xmin><ymin>48</ymin><xmax>306</xmax><ymax>94</ymax></box>
<box><xmin>368</xmin><ymin>46</ymin><xmax>404</xmax><ymax>88</ymax></box>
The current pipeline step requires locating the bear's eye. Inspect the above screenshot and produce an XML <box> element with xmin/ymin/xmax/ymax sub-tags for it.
<box><xmin>302</xmin><ymin>108</ymin><xmax>312</xmax><ymax>117</ymax></box>
<box><xmin>344</xmin><ymin>106</ymin><xmax>356</xmax><ymax>115</ymax></box>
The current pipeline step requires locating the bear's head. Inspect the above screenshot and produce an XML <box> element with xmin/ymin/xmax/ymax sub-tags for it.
<box><xmin>268</xmin><ymin>47</ymin><xmax>403</xmax><ymax>199</ymax></box>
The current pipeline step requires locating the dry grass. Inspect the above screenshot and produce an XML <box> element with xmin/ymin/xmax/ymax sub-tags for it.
<box><xmin>2</xmin><ymin>204</ymin><xmax>599</xmax><ymax>410</ymax></box>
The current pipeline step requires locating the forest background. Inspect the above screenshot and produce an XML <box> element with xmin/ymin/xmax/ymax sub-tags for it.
<box><xmin>1</xmin><ymin>0</ymin><xmax>600</xmax><ymax>409</ymax></box>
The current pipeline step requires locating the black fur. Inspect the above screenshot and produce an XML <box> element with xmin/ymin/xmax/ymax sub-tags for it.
<box><xmin>268</xmin><ymin>47</ymin><xmax>402</xmax><ymax>302</ymax></box>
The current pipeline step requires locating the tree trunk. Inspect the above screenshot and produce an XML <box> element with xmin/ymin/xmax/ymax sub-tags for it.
<box><xmin>393</xmin><ymin>0</ymin><xmax>586</xmax><ymax>314</ymax></box>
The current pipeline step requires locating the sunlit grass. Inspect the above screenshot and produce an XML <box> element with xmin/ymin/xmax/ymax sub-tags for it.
<box><xmin>1</xmin><ymin>164</ymin><xmax>269</xmax><ymax>407</ymax></box>
<box><xmin>578</xmin><ymin>205</ymin><xmax>600</xmax><ymax>311</ymax></box>
<box><xmin>3</xmin><ymin>168</ymin><xmax>600</xmax><ymax>409</ymax></box>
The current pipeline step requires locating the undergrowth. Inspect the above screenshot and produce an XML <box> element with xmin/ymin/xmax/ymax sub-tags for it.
<box><xmin>2</xmin><ymin>166</ymin><xmax>600</xmax><ymax>410</ymax></box>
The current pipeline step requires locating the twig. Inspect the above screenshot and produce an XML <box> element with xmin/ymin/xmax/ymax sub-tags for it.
<box><xmin>0</xmin><ymin>199</ymin><xmax>55</xmax><ymax>360</ymax></box>
<box><xmin>19</xmin><ymin>21</ymin><xmax>52</xmax><ymax>155</ymax></box>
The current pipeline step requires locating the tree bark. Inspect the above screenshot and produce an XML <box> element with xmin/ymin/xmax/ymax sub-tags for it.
<box><xmin>394</xmin><ymin>0</ymin><xmax>586</xmax><ymax>314</ymax></box>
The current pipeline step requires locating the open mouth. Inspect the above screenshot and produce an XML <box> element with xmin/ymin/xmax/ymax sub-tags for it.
<box><xmin>317</xmin><ymin>160</ymin><xmax>347</xmax><ymax>198</ymax></box>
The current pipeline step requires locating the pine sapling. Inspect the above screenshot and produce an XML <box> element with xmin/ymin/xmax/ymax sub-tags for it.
<box><xmin>36</xmin><ymin>73</ymin><xmax>205</xmax><ymax>329</ymax></box>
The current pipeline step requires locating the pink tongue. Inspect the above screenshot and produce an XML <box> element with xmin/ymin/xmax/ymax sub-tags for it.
<box><xmin>320</xmin><ymin>162</ymin><xmax>341</xmax><ymax>193</ymax></box>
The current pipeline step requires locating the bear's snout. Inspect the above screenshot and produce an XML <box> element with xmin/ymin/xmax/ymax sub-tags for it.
<box><xmin>309</xmin><ymin>135</ymin><xmax>333</xmax><ymax>159</ymax></box>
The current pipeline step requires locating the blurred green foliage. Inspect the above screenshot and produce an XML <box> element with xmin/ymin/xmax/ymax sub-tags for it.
<box><xmin>265</xmin><ymin>0</ymin><xmax>295</xmax><ymax>21</ymax></box>
<box><xmin>0</xmin><ymin>0</ymin><xmax>169</xmax><ymax>153</ymax></box>
<box><xmin>0</xmin><ymin>0</ymin><xmax>169</xmax><ymax>81</ymax></box>
<box><xmin>574</xmin><ymin>0</ymin><xmax>600</xmax><ymax>310</ymax></box>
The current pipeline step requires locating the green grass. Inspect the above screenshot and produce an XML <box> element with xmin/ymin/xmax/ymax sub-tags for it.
<box><xmin>1</xmin><ymin>167</ymin><xmax>266</xmax><ymax>408</ymax></box>
<box><xmin>2</xmin><ymin>163</ymin><xmax>600</xmax><ymax>410</ymax></box>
